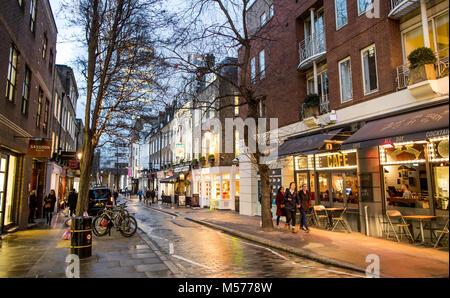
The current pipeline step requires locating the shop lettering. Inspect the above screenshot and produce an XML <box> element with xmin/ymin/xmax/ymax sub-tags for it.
<box><xmin>426</xmin><ymin>129</ymin><xmax>449</xmax><ymax>138</ymax></box>
<box><xmin>327</xmin><ymin>153</ymin><xmax>350</xmax><ymax>168</ymax></box>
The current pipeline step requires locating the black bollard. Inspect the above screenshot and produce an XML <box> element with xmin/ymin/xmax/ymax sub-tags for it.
<box><xmin>70</xmin><ymin>216</ymin><xmax>93</xmax><ymax>259</ymax></box>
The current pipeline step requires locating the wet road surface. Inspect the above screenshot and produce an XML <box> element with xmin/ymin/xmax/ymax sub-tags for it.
<box><xmin>125</xmin><ymin>198</ymin><xmax>365</xmax><ymax>278</ymax></box>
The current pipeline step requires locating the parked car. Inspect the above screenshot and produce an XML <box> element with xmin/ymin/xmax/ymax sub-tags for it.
<box><xmin>88</xmin><ymin>187</ymin><xmax>113</xmax><ymax>215</ymax></box>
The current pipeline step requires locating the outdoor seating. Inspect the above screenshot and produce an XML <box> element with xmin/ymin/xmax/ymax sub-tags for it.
<box><xmin>331</xmin><ymin>207</ymin><xmax>351</xmax><ymax>233</ymax></box>
<box><xmin>313</xmin><ymin>205</ymin><xmax>328</xmax><ymax>228</ymax></box>
<box><xmin>386</xmin><ymin>209</ymin><xmax>414</xmax><ymax>242</ymax></box>
<box><xmin>306</xmin><ymin>207</ymin><xmax>316</xmax><ymax>226</ymax></box>
<box><xmin>434</xmin><ymin>219</ymin><xmax>449</xmax><ymax>248</ymax></box>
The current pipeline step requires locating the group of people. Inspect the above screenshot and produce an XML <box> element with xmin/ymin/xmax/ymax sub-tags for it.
<box><xmin>28</xmin><ymin>188</ymin><xmax>79</xmax><ymax>226</ymax></box>
<box><xmin>274</xmin><ymin>182</ymin><xmax>311</xmax><ymax>233</ymax></box>
<box><xmin>137</xmin><ymin>188</ymin><xmax>156</xmax><ymax>205</ymax></box>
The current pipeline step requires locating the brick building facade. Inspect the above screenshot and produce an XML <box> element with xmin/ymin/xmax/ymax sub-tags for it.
<box><xmin>0</xmin><ymin>0</ymin><xmax>57</xmax><ymax>232</ymax></box>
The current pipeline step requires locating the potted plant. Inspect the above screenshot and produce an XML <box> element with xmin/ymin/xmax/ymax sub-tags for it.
<box><xmin>208</xmin><ymin>154</ymin><xmax>215</xmax><ymax>163</ymax></box>
<box><xmin>192</xmin><ymin>158</ymin><xmax>199</xmax><ymax>168</ymax></box>
<box><xmin>302</xmin><ymin>93</ymin><xmax>320</xmax><ymax>119</ymax></box>
<box><xmin>199</xmin><ymin>156</ymin><xmax>206</xmax><ymax>166</ymax></box>
<box><xmin>408</xmin><ymin>47</ymin><xmax>437</xmax><ymax>85</ymax></box>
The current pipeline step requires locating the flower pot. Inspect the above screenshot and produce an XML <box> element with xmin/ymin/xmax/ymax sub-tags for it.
<box><xmin>409</xmin><ymin>64</ymin><xmax>437</xmax><ymax>85</ymax></box>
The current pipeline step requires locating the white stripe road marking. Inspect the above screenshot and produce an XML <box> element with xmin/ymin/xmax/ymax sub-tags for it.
<box><xmin>171</xmin><ymin>255</ymin><xmax>213</xmax><ymax>270</ymax></box>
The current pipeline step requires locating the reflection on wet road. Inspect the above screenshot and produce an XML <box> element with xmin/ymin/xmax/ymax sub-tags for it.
<box><xmin>126</xmin><ymin>199</ymin><xmax>364</xmax><ymax>278</ymax></box>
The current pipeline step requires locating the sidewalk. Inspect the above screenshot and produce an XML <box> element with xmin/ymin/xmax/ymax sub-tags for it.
<box><xmin>148</xmin><ymin>203</ymin><xmax>449</xmax><ymax>278</ymax></box>
<box><xmin>0</xmin><ymin>210</ymin><xmax>177</xmax><ymax>278</ymax></box>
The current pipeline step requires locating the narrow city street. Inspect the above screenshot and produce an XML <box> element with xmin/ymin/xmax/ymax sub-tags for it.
<box><xmin>123</xmin><ymin>197</ymin><xmax>364</xmax><ymax>278</ymax></box>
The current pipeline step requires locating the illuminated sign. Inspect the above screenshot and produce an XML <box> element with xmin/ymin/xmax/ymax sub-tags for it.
<box><xmin>316</xmin><ymin>150</ymin><xmax>357</xmax><ymax>170</ymax></box>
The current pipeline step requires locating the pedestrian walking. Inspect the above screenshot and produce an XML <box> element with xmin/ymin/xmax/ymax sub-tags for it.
<box><xmin>28</xmin><ymin>190</ymin><xmax>38</xmax><ymax>223</ymax></box>
<box><xmin>283</xmin><ymin>182</ymin><xmax>300</xmax><ymax>233</ymax></box>
<box><xmin>145</xmin><ymin>188</ymin><xmax>152</xmax><ymax>206</ymax></box>
<box><xmin>43</xmin><ymin>190</ymin><xmax>57</xmax><ymax>226</ymax></box>
<box><xmin>298</xmin><ymin>184</ymin><xmax>311</xmax><ymax>233</ymax></box>
<box><xmin>275</xmin><ymin>186</ymin><xmax>286</xmax><ymax>229</ymax></box>
<box><xmin>113</xmin><ymin>189</ymin><xmax>119</xmax><ymax>206</ymax></box>
<box><xmin>137</xmin><ymin>189</ymin><xmax>143</xmax><ymax>202</ymax></box>
<box><xmin>68</xmin><ymin>189</ymin><xmax>78</xmax><ymax>217</ymax></box>
<box><xmin>150</xmin><ymin>189</ymin><xmax>155</xmax><ymax>204</ymax></box>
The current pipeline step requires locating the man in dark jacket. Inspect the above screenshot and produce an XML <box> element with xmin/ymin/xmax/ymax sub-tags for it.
<box><xmin>298</xmin><ymin>184</ymin><xmax>311</xmax><ymax>233</ymax></box>
<box><xmin>68</xmin><ymin>189</ymin><xmax>78</xmax><ymax>217</ymax></box>
<box><xmin>28</xmin><ymin>190</ymin><xmax>38</xmax><ymax>223</ymax></box>
<box><xmin>284</xmin><ymin>182</ymin><xmax>300</xmax><ymax>233</ymax></box>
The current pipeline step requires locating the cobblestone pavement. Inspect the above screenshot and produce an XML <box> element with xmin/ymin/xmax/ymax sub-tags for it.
<box><xmin>0</xmin><ymin>199</ymin><xmax>175</xmax><ymax>278</ymax></box>
<box><xmin>126</xmin><ymin>198</ymin><xmax>364</xmax><ymax>278</ymax></box>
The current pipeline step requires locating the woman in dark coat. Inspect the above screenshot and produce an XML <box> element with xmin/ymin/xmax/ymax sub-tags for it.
<box><xmin>298</xmin><ymin>184</ymin><xmax>311</xmax><ymax>233</ymax></box>
<box><xmin>44</xmin><ymin>190</ymin><xmax>57</xmax><ymax>226</ymax></box>
<box><xmin>284</xmin><ymin>182</ymin><xmax>300</xmax><ymax>233</ymax></box>
<box><xmin>275</xmin><ymin>187</ymin><xmax>285</xmax><ymax>229</ymax></box>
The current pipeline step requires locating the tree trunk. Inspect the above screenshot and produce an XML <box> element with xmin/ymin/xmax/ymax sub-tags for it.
<box><xmin>76</xmin><ymin>130</ymin><xmax>94</xmax><ymax>216</ymax></box>
<box><xmin>258</xmin><ymin>163</ymin><xmax>273</xmax><ymax>231</ymax></box>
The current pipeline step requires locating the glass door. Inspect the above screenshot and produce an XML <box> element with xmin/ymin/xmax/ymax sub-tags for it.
<box><xmin>0</xmin><ymin>156</ymin><xmax>8</xmax><ymax>232</ymax></box>
<box><xmin>318</xmin><ymin>173</ymin><xmax>330</xmax><ymax>206</ymax></box>
<box><xmin>4</xmin><ymin>155</ymin><xmax>16</xmax><ymax>226</ymax></box>
<box><xmin>332</xmin><ymin>173</ymin><xmax>344</xmax><ymax>207</ymax></box>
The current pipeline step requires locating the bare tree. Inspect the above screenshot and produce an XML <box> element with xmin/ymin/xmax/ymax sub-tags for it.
<box><xmin>163</xmin><ymin>0</ymin><xmax>291</xmax><ymax>231</ymax></box>
<box><xmin>63</xmin><ymin>0</ymin><xmax>169</xmax><ymax>215</ymax></box>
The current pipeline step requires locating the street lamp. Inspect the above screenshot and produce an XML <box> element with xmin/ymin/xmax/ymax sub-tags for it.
<box><xmin>76</xmin><ymin>152</ymin><xmax>82</xmax><ymax>160</ymax></box>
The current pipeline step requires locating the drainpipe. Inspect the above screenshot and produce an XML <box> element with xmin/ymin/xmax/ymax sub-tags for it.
<box><xmin>364</xmin><ymin>205</ymin><xmax>370</xmax><ymax>237</ymax></box>
<box><xmin>420</xmin><ymin>0</ymin><xmax>431</xmax><ymax>48</ymax></box>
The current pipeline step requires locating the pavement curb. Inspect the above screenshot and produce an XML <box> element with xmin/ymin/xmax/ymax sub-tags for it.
<box><xmin>136</xmin><ymin>228</ymin><xmax>184</xmax><ymax>278</ymax></box>
<box><xmin>147</xmin><ymin>205</ymin><xmax>371</xmax><ymax>276</ymax></box>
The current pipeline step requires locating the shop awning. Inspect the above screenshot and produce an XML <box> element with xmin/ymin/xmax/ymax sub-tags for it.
<box><xmin>278</xmin><ymin>129</ymin><xmax>343</xmax><ymax>157</ymax></box>
<box><xmin>342</xmin><ymin>104</ymin><xmax>449</xmax><ymax>149</ymax></box>
<box><xmin>159</xmin><ymin>174</ymin><xmax>180</xmax><ymax>183</ymax></box>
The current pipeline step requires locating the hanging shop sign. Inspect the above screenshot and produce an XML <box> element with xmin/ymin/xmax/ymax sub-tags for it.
<box><xmin>67</xmin><ymin>160</ymin><xmax>80</xmax><ymax>169</ymax></box>
<box><xmin>28</xmin><ymin>139</ymin><xmax>52</xmax><ymax>158</ymax></box>
<box><xmin>315</xmin><ymin>150</ymin><xmax>357</xmax><ymax>170</ymax></box>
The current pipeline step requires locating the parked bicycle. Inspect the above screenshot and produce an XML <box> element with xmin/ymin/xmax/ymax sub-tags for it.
<box><xmin>92</xmin><ymin>203</ymin><xmax>137</xmax><ymax>237</ymax></box>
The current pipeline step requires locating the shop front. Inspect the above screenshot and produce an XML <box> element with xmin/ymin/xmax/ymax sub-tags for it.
<box><xmin>173</xmin><ymin>165</ymin><xmax>192</xmax><ymax>206</ymax></box>
<box><xmin>343</xmin><ymin>103</ymin><xmax>449</xmax><ymax>239</ymax></box>
<box><xmin>0</xmin><ymin>148</ymin><xmax>20</xmax><ymax>233</ymax></box>
<box><xmin>192</xmin><ymin>166</ymin><xmax>239</xmax><ymax>210</ymax></box>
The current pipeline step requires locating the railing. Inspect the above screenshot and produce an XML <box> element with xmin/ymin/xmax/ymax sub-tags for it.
<box><xmin>395</xmin><ymin>48</ymin><xmax>449</xmax><ymax>90</ymax></box>
<box><xmin>299</xmin><ymin>31</ymin><xmax>326</xmax><ymax>66</ymax></box>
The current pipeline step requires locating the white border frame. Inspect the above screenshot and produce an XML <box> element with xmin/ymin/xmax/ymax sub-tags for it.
<box><xmin>360</xmin><ymin>44</ymin><xmax>379</xmax><ymax>96</ymax></box>
<box><xmin>338</xmin><ymin>56</ymin><xmax>353</xmax><ymax>103</ymax></box>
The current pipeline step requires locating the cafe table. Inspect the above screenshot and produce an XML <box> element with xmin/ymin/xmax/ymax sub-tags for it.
<box><xmin>325</xmin><ymin>207</ymin><xmax>345</xmax><ymax>229</ymax></box>
<box><xmin>402</xmin><ymin>215</ymin><xmax>437</xmax><ymax>243</ymax></box>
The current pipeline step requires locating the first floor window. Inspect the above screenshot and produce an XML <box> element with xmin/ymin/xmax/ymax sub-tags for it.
<box><xmin>6</xmin><ymin>45</ymin><xmax>19</xmax><ymax>102</ymax></box>
<box><xmin>259</xmin><ymin>50</ymin><xmax>265</xmax><ymax>79</ymax></box>
<box><xmin>22</xmin><ymin>66</ymin><xmax>31</xmax><ymax>114</ymax></box>
<box><xmin>339</xmin><ymin>57</ymin><xmax>352</xmax><ymax>102</ymax></box>
<box><xmin>30</xmin><ymin>0</ymin><xmax>37</xmax><ymax>33</ymax></box>
<box><xmin>36</xmin><ymin>89</ymin><xmax>43</xmax><ymax>127</ymax></box>
<box><xmin>260</xmin><ymin>12</ymin><xmax>267</xmax><ymax>27</ymax></box>
<box><xmin>358</xmin><ymin>0</ymin><xmax>372</xmax><ymax>15</ymax></box>
<box><xmin>250</xmin><ymin>57</ymin><xmax>256</xmax><ymax>83</ymax></box>
<box><xmin>234</xmin><ymin>96</ymin><xmax>239</xmax><ymax>116</ymax></box>
<box><xmin>335</xmin><ymin>0</ymin><xmax>348</xmax><ymax>29</ymax></box>
<box><xmin>269</xmin><ymin>5</ymin><xmax>274</xmax><ymax>19</ymax></box>
<box><xmin>43</xmin><ymin>99</ymin><xmax>49</xmax><ymax>131</ymax></box>
<box><xmin>361</xmin><ymin>44</ymin><xmax>378</xmax><ymax>95</ymax></box>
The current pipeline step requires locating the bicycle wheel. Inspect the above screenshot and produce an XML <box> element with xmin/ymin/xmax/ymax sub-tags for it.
<box><xmin>93</xmin><ymin>214</ymin><xmax>110</xmax><ymax>236</ymax></box>
<box><xmin>119</xmin><ymin>215</ymin><xmax>137</xmax><ymax>237</ymax></box>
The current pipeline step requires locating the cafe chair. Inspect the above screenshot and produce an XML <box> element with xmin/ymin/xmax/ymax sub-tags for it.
<box><xmin>306</xmin><ymin>207</ymin><xmax>316</xmax><ymax>226</ymax></box>
<box><xmin>433</xmin><ymin>219</ymin><xmax>449</xmax><ymax>248</ymax></box>
<box><xmin>386</xmin><ymin>210</ymin><xmax>414</xmax><ymax>242</ymax></box>
<box><xmin>331</xmin><ymin>207</ymin><xmax>351</xmax><ymax>233</ymax></box>
<box><xmin>313</xmin><ymin>205</ymin><xmax>328</xmax><ymax>228</ymax></box>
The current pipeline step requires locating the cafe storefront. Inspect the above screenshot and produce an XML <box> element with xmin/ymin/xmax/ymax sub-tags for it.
<box><xmin>343</xmin><ymin>103</ymin><xmax>449</xmax><ymax>239</ymax></box>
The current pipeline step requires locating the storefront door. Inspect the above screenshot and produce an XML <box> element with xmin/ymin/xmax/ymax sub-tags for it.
<box><xmin>0</xmin><ymin>155</ymin><xmax>8</xmax><ymax>232</ymax></box>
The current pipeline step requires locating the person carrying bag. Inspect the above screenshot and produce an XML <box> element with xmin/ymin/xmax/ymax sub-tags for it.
<box><xmin>284</xmin><ymin>182</ymin><xmax>300</xmax><ymax>233</ymax></box>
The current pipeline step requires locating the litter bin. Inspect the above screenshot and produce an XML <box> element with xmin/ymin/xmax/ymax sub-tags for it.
<box><xmin>70</xmin><ymin>216</ymin><xmax>92</xmax><ymax>259</ymax></box>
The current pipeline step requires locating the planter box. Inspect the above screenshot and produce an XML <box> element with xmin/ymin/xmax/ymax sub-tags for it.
<box><xmin>409</xmin><ymin>64</ymin><xmax>436</xmax><ymax>85</ymax></box>
<box><xmin>303</xmin><ymin>105</ymin><xmax>319</xmax><ymax>119</ymax></box>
